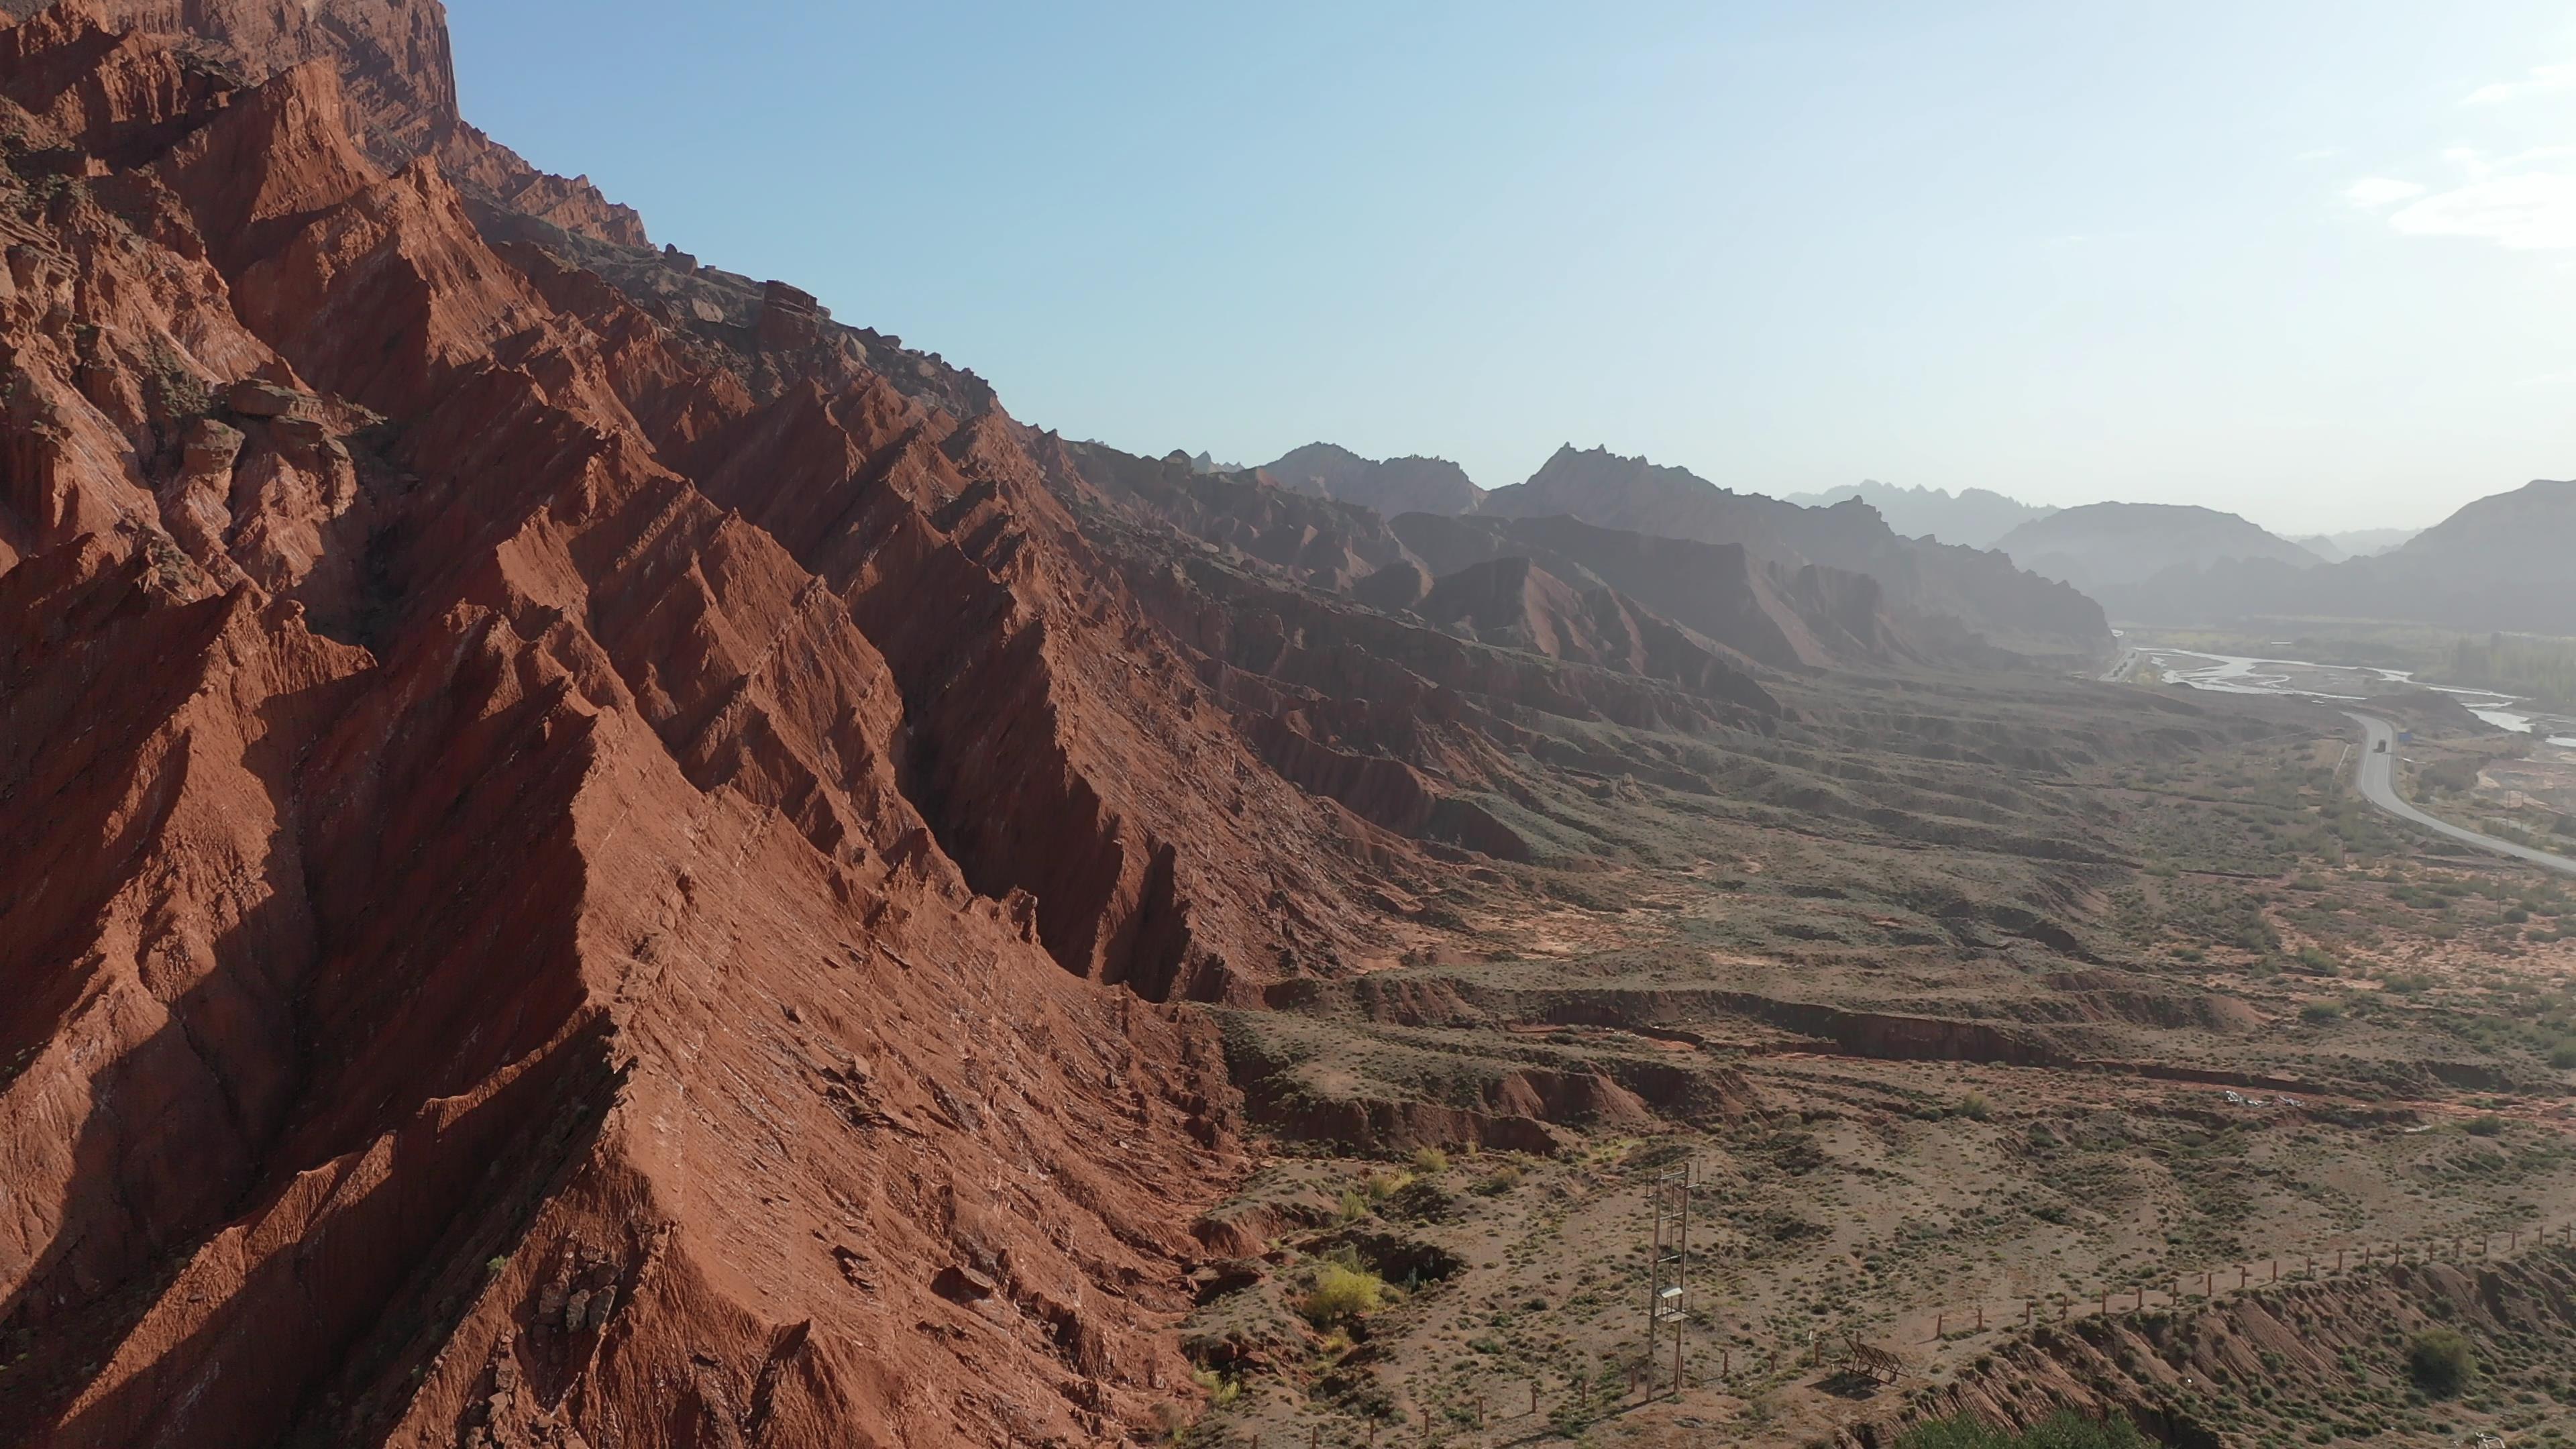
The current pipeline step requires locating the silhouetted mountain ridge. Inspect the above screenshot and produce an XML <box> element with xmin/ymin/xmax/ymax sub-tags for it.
<box><xmin>1260</xmin><ymin>442</ymin><xmax>1483</xmax><ymax>517</ymax></box>
<box><xmin>1785</xmin><ymin>480</ymin><xmax>2057</xmax><ymax>549</ymax></box>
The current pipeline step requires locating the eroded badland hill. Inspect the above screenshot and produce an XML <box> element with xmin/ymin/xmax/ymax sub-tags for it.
<box><xmin>0</xmin><ymin>5</ymin><xmax>2571</xmax><ymax>1448</ymax></box>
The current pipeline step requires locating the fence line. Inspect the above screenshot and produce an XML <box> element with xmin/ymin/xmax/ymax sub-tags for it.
<box><xmin>1908</xmin><ymin>1216</ymin><xmax>2576</xmax><ymax>1347</ymax></box>
<box><xmin>1232</xmin><ymin>1216</ymin><xmax>2576</xmax><ymax>1448</ymax></box>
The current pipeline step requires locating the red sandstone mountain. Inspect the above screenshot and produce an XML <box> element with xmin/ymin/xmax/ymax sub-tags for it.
<box><xmin>0</xmin><ymin>3</ymin><xmax>1414</xmax><ymax>1442</ymax></box>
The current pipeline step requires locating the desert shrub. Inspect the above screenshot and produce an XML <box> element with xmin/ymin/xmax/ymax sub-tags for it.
<box><xmin>1301</xmin><ymin>1260</ymin><xmax>1387</xmax><ymax>1327</ymax></box>
<box><xmin>1410</xmin><ymin>1146</ymin><xmax>1449</xmax><ymax>1175</ymax></box>
<box><xmin>1191</xmin><ymin>1366</ymin><xmax>1240</xmax><ymax>1407</ymax></box>
<box><xmin>1334</xmin><ymin>1189</ymin><xmax>1369</xmax><ymax>1224</ymax></box>
<box><xmin>2422</xmin><ymin>758</ymin><xmax>2484</xmax><ymax>795</ymax></box>
<box><xmin>1471</xmin><ymin>1163</ymin><xmax>1523</xmax><ymax>1195</ymax></box>
<box><xmin>2549</xmin><ymin>1042</ymin><xmax>2576</xmax><ymax>1071</ymax></box>
<box><xmin>2408</xmin><ymin>1327</ymin><xmax>2475</xmax><ymax>1396</ymax></box>
<box><xmin>2464</xmin><ymin>1114</ymin><xmax>2506</xmax><ymax>1137</ymax></box>
<box><xmin>2300</xmin><ymin>1002</ymin><xmax>2343</xmax><ymax>1024</ymax></box>
<box><xmin>1959</xmin><ymin>1090</ymin><xmax>1994</xmax><ymax>1121</ymax></box>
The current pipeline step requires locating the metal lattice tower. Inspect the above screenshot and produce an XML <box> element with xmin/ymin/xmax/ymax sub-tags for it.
<box><xmin>1645</xmin><ymin>1159</ymin><xmax>1693</xmax><ymax>1395</ymax></box>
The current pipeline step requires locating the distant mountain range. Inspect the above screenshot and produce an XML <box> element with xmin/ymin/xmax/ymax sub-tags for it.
<box><xmin>2288</xmin><ymin>529</ymin><xmax>2419</xmax><ymax>564</ymax></box>
<box><xmin>1222</xmin><ymin>439</ymin><xmax>2548</xmax><ymax>648</ymax></box>
<box><xmin>1468</xmin><ymin>446</ymin><xmax>2107</xmax><ymax>661</ymax></box>
<box><xmin>1991</xmin><ymin>503</ymin><xmax>2326</xmax><ymax>597</ymax></box>
<box><xmin>1784</xmin><ymin>480</ymin><xmax>2057</xmax><ymax>550</ymax></box>
<box><xmin>2088</xmin><ymin>482</ymin><xmax>2576</xmax><ymax>633</ymax></box>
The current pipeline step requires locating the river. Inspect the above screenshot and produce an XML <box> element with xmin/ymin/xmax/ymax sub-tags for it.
<box><xmin>2139</xmin><ymin>647</ymin><xmax>2576</xmax><ymax>747</ymax></box>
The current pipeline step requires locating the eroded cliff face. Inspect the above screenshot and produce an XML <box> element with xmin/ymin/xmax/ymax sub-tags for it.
<box><xmin>0</xmin><ymin>0</ymin><xmax>649</xmax><ymax>246</ymax></box>
<box><xmin>0</xmin><ymin>3</ymin><xmax>1401</xmax><ymax>1442</ymax></box>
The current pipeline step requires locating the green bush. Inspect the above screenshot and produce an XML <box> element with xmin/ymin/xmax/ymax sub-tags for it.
<box><xmin>2465</xmin><ymin>1114</ymin><xmax>2506</xmax><ymax>1138</ymax></box>
<box><xmin>1896</xmin><ymin>1411</ymin><xmax>2148</xmax><ymax>1449</ymax></box>
<box><xmin>1959</xmin><ymin>1090</ymin><xmax>1994</xmax><ymax>1121</ymax></box>
<box><xmin>1411</xmin><ymin>1146</ymin><xmax>1449</xmax><ymax>1175</ymax></box>
<box><xmin>2408</xmin><ymin>1328</ymin><xmax>2475</xmax><ymax>1396</ymax></box>
<box><xmin>2550</xmin><ymin>1042</ymin><xmax>2576</xmax><ymax>1071</ymax></box>
<box><xmin>1191</xmin><ymin>1366</ymin><xmax>1240</xmax><ymax>1407</ymax></box>
<box><xmin>2300</xmin><ymin>1002</ymin><xmax>2343</xmax><ymax>1024</ymax></box>
<box><xmin>1301</xmin><ymin>1261</ymin><xmax>1388</xmax><ymax>1327</ymax></box>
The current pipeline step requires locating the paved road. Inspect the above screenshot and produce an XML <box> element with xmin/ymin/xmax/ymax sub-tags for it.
<box><xmin>2346</xmin><ymin>712</ymin><xmax>2576</xmax><ymax>877</ymax></box>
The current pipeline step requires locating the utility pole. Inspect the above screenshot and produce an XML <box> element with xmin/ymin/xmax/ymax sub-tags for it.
<box><xmin>1646</xmin><ymin>1160</ymin><xmax>1695</xmax><ymax>1398</ymax></box>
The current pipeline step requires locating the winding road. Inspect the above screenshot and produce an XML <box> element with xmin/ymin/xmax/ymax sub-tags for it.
<box><xmin>2345</xmin><ymin>712</ymin><xmax>2576</xmax><ymax>878</ymax></box>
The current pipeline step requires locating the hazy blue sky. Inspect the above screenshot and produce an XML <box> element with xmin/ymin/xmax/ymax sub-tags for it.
<box><xmin>453</xmin><ymin>1</ymin><xmax>2576</xmax><ymax>535</ymax></box>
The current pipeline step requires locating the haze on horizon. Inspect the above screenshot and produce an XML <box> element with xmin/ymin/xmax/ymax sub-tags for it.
<box><xmin>453</xmin><ymin>0</ymin><xmax>2576</xmax><ymax>537</ymax></box>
